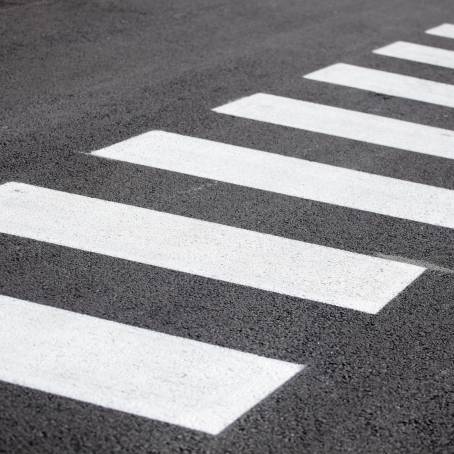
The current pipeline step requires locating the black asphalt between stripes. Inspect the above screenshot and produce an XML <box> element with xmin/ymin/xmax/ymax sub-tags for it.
<box><xmin>1</xmin><ymin>0</ymin><xmax>454</xmax><ymax>453</ymax></box>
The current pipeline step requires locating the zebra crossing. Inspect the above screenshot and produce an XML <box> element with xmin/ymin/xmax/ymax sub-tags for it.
<box><xmin>0</xmin><ymin>183</ymin><xmax>424</xmax><ymax>313</ymax></box>
<box><xmin>0</xmin><ymin>295</ymin><xmax>302</xmax><ymax>435</ymax></box>
<box><xmin>373</xmin><ymin>41</ymin><xmax>454</xmax><ymax>70</ymax></box>
<box><xmin>427</xmin><ymin>23</ymin><xmax>454</xmax><ymax>39</ymax></box>
<box><xmin>91</xmin><ymin>131</ymin><xmax>454</xmax><ymax>230</ymax></box>
<box><xmin>1</xmin><ymin>23</ymin><xmax>453</xmax><ymax>435</ymax></box>
<box><xmin>213</xmin><ymin>93</ymin><xmax>454</xmax><ymax>160</ymax></box>
<box><xmin>305</xmin><ymin>63</ymin><xmax>454</xmax><ymax>108</ymax></box>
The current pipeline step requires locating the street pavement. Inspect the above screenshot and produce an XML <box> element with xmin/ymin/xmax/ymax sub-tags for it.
<box><xmin>1</xmin><ymin>0</ymin><xmax>454</xmax><ymax>452</ymax></box>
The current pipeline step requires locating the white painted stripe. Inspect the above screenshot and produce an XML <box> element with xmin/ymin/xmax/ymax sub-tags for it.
<box><xmin>91</xmin><ymin>131</ymin><xmax>454</xmax><ymax>230</ymax></box>
<box><xmin>426</xmin><ymin>23</ymin><xmax>454</xmax><ymax>39</ymax></box>
<box><xmin>374</xmin><ymin>41</ymin><xmax>454</xmax><ymax>70</ymax></box>
<box><xmin>305</xmin><ymin>63</ymin><xmax>454</xmax><ymax>108</ymax></box>
<box><xmin>0</xmin><ymin>183</ymin><xmax>424</xmax><ymax>313</ymax></box>
<box><xmin>0</xmin><ymin>295</ymin><xmax>303</xmax><ymax>434</ymax></box>
<box><xmin>213</xmin><ymin>93</ymin><xmax>454</xmax><ymax>160</ymax></box>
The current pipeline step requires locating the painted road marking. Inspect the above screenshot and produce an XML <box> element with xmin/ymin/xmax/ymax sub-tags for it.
<box><xmin>305</xmin><ymin>63</ymin><xmax>454</xmax><ymax>108</ymax></box>
<box><xmin>373</xmin><ymin>41</ymin><xmax>454</xmax><ymax>70</ymax></box>
<box><xmin>426</xmin><ymin>23</ymin><xmax>454</xmax><ymax>39</ymax></box>
<box><xmin>0</xmin><ymin>295</ymin><xmax>303</xmax><ymax>434</ymax></box>
<box><xmin>92</xmin><ymin>131</ymin><xmax>454</xmax><ymax>230</ymax></box>
<box><xmin>213</xmin><ymin>93</ymin><xmax>454</xmax><ymax>160</ymax></box>
<box><xmin>0</xmin><ymin>183</ymin><xmax>424</xmax><ymax>313</ymax></box>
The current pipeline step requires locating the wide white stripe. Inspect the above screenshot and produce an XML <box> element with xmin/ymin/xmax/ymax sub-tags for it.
<box><xmin>213</xmin><ymin>93</ymin><xmax>454</xmax><ymax>160</ymax></box>
<box><xmin>374</xmin><ymin>41</ymin><xmax>454</xmax><ymax>70</ymax></box>
<box><xmin>0</xmin><ymin>183</ymin><xmax>424</xmax><ymax>313</ymax></box>
<box><xmin>426</xmin><ymin>23</ymin><xmax>454</xmax><ymax>39</ymax></box>
<box><xmin>92</xmin><ymin>131</ymin><xmax>454</xmax><ymax>230</ymax></box>
<box><xmin>0</xmin><ymin>295</ymin><xmax>302</xmax><ymax>434</ymax></box>
<box><xmin>305</xmin><ymin>63</ymin><xmax>454</xmax><ymax>108</ymax></box>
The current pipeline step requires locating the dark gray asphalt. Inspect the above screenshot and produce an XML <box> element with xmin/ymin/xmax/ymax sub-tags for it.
<box><xmin>1</xmin><ymin>0</ymin><xmax>454</xmax><ymax>452</ymax></box>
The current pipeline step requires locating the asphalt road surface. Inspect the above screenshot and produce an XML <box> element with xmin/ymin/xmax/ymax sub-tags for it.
<box><xmin>1</xmin><ymin>1</ymin><xmax>454</xmax><ymax>453</ymax></box>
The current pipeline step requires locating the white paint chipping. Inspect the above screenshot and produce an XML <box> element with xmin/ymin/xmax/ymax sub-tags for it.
<box><xmin>213</xmin><ymin>93</ymin><xmax>454</xmax><ymax>160</ymax></box>
<box><xmin>374</xmin><ymin>41</ymin><xmax>454</xmax><ymax>70</ymax></box>
<box><xmin>0</xmin><ymin>295</ymin><xmax>302</xmax><ymax>434</ymax></box>
<box><xmin>92</xmin><ymin>131</ymin><xmax>454</xmax><ymax>230</ymax></box>
<box><xmin>0</xmin><ymin>183</ymin><xmax>424</xmax><ymax>313</ymax></box>
<box><xmin>426</xmin><ymin>23</ymin><xmax>454</xmax><ymax>39</ymax></box>
<box><xmin>305</xmin><ymin>63</ymin><xmax>454</xmax><ymax>108</ymax></box>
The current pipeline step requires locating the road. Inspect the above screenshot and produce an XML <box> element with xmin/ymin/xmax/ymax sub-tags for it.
<box><xmin>1</xmin><ymin>0</ymin><xmax>453</xmax><ymax>452</ymax></box>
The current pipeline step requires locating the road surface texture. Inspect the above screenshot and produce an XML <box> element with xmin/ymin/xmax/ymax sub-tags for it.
<box><xmin>1</xmin><ymin>0</ymin><xmax>454</xmax><ymax>453</ymax></box>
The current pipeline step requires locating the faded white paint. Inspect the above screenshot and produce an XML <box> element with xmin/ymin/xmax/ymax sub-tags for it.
<box><xmin>0</xmin><ymin>295</ymin><xmax>303</xmax><ymax>434</ymax></box>
<box><xmin>213</xmin><ymin>93</ymin><xmax>454</xmax><ymax>160</ymax></box>
<box><xmin>92</xmin><ymin>131</ymin><xmax>454</xmax><ymax>230</ymax></box>
<box><xmin>0</xmin><ymin>183</ymin><xmax>424</xmax><ymax>313</ymax></box>
<box><xmin>305</xmin><ymin>63</ymin><xmax>454</xmax><ymax>108</ymax></box>
<box><xmin>374</xmin><ymin>41</ymin><xmax>454</xmax><ymax>70</ymax></box>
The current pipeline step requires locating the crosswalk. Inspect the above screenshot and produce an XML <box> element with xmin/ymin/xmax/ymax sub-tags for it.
<box><xmin>214</xmin><ymin>93</ymin><xmax>454</xmax><ymax>160</ymax></box>
<box><xmin>426</xmin><ymin>23</ymin><xmax>454</xmax><ymax>39</ymax></box>
<box><xmin>92</xmin><ymin>131</ymin><xmax>454</xmax><ymax>231</ymax></box>
<box><xmin>1</xmin><ymin>22</ymin><xmax>453</xmax><ymax>435</ymax></box>
<box><xmin>373</xmin><ymin>41</ymin><xmax>454</xmax><ymax>69</ymax></box>
<box><xmin>0</xmin><ymin>295</ymin><xmax>302</xmax><ymax>435</ymax></box>
<box><xmin>0</xmin><ymin>182</ymin><xmax>424</xmax><ymax>313</ymax></box>
<box><xmin>305</xmin><ymin>63</ymin><xmax>454</xmax><ymax>108</ymax></box>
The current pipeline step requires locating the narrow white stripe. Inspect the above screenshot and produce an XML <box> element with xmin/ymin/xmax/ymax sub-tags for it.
<box><xmin>0</xmin><ymin>183</ymin><xmax>424</xmax><ymax>313</ymax></box>
<box><xmin>374</xmin><ymin>41</ymin><xmax>454</xmax><ymax>70</ymax></box>
<box><xmin>426</xmin><ymin>23</ymin><xmax>454</xmax><ymax>39</ymax></box>
<box><xmin>91</xmin><ymin>131</ymin><xmax>454</xmax><ymax>230</ymax></box>
<box><xmin>213</xmin><ymin>93</ymin><xmax>454</xmax><ymax>160</ymax></box>
<box><xmin>305</xmin><ymin>63</ymin><xmax>454</xmax><ymax>108</ymax></box>
<box><xmin>0</xmin><ymin>295</ymin><xmax>303</xmax><ymax>434</ymax></box>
